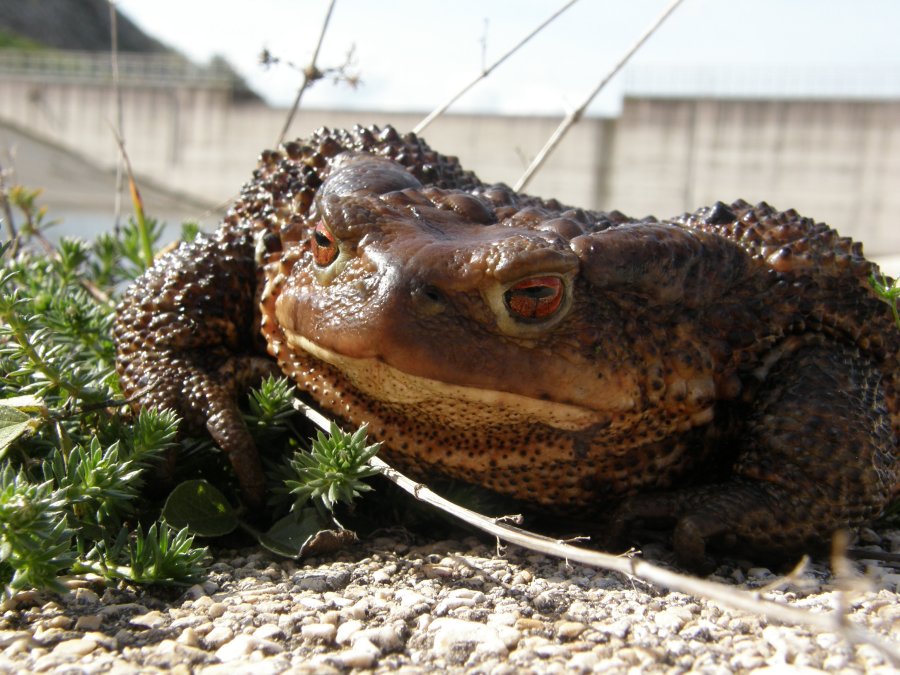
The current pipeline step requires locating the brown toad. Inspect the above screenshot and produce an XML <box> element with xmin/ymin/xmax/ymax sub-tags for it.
<box><xmin>113</xmin><ymin>125</ymin><xmax>899</xmax><ymax>567</ymax></box>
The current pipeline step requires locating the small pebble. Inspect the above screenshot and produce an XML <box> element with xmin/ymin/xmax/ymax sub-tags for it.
<box><xmin>74</xmin><ymin>588</ymin><xmax>100</xmax><ymax>605</ymax></box>
<box><xmin>253</xmin><ymin>623</ymin><xmax>284</xmax><ymax>641</ymax></box>
<box><xmin>655</xmin><ymin>608</ymin><xmax>691</xmax><ymax>633</ymax></box>
<box><xmin>336</xmin><ymin>619</ymin><xmax>363</xmax><ymax>645</ymax></box>
<box><xmin>3</xmin><ymin>637</ymin><xmax>33</xmax><ymax>657</ymax></box>
<box><xmin>207</xmin><ymin>602</ymin><xmax>227</xmax><ymax>619</ymax></box>
<box><xmin>858</xmin><ymin>528</ymin><xmax>881</xmax><ymax>544</ymax></box>
<box><xmin>177</xmin><ymin>627</ymin><xmax>200</xmax><ymax>647</ymax></box>
<box><xmin>333</xmin><ymin>642</ymin><xmax>379</xmax><ymax>669</ymax></box>
<box><xmin>215</xmin><ymin>633</ymin><xmax>284</xmax><ymax>662</ymax></box>
<box><xmin>130</xmin><ymin>610</ymin><xmax>167</xmax><ymax>629</ymax></box>
<box><xmin>555</xmin><ymin>620</ymin><xmax>586</xmax><ymax>640</ymax></box>
<box><xmin>568</xmin><ymin>651</ymin><xmax>600</xmax><ymax>670</ymax></box>
<box><xmin>214</xmin><ymin>634</ymin><xmax>258</xmax><ymax>663</ymax></box>
<box><xmin>395</xmin><ymin>589</ymin><xmax>428</xmax><ymax>607</ymax></box>
<box><xmin>51</xmin><ymin>637</ymin><xmax>97</xmax><ymax>657</ymax></box>
<box><xmin>183</xmin><ymin>584</ymin><xmax>208</xmax><ymax>600</ymax></box>
<box><xmin>45</xmin><ymin>615</ymin><xmax>73</xmax><ymax>630</ymax></box>
<box><xmin>343</xmin><ymin>598</ymin><xmax>370</xmax><ymax>620</ymax></box>
<box><xmin>74</xmin><ymin>615</ymin><xmax>102</xmax><ymax>631</ymax></box>
<box><xmin>430</xmin><ymin>618</ymin><xmax>508</xmax><ymax>657</ymax></box>
<box><xmin>301</xmin><ymin>623</ymin><xmax>337</xmax><ymax>643</ymax></box>
<box><xmin>0</xmin><ymin>632</ymin><xmax>32</xmax><ymax>649</ymax></box>
<box><xmin>203</xmin><ymin>624</ymin><xmax>234</xmax><ymax>648</ymax></box>
<box><xmin>515</xmin><ymin>618</ymin><xmax>544</xmax><ymax>632</ymax></box>
<box><xmin>353</xmin><ymin>625</ymin><xmax>403</xmax><ymax>652</ymax></box>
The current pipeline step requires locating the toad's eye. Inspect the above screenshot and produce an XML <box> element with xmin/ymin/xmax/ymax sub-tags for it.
<box><xmin>311</xmin><ymin>221</ymin><xmax>338</xmax><ymax>267</ymax></box>
<box><xmin>504</xmin><ymin>276</ymin><xmax>564</xmax><ymax>321</ymax></box>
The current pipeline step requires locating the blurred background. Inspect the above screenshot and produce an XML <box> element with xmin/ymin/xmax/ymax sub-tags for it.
<box><xmin>1</xmin><ymin>0</ymin><xmax>898</xmax><ymax>273</ymax></box>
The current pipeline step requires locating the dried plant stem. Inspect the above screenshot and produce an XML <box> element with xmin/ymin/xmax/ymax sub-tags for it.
<box><xmin>514</xmin><ymin>0</ymin><xmax>686</xmax><ymax>192</ymax></box>
<box><xmin>0</xmin><ymin>163</ymin><xmax>17</xmax><ymax>251</ymax></box>
<box><xmin>295</xmin><ymin>400</ymin><xmax>899</xmax><ymax>666</ymax></box>
<box><xmin>278</xmin><ymin>0</ymin><xmax>338</xmax><ymax>145</ymax></box>
<box><xmin>108</xmin><ymin>124</ymin><xmax>152</xmax><ymax>268</ymax></box>
<box><xmin>413</xmin><ymin>0</ymin><xmax>581</xmax><ymax>134</ymax></box>
<box><xmin>109</xmin><ymin>0</ymin><xmax>125</xmax><ymax>228</ymax></box>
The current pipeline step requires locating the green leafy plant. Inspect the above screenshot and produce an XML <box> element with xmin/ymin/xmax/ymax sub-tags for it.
<box><xmin>871</xmin><ymin>273</ymin><xmax>900</xmax><ymax>331</ymax></box>
<box><xmin>0</xmin><ymin>466</ymin><xmax>73</xmax><ymax>593</ymax></box>
<box><xmin>245</xmin><ymin>375</ymin><xmax>301</xmax><ymax>440</ymax></box>
<box><xmin>285</xmin><ymin>422</ymin><xmax>382</xmax><ymax>511</ymax></box>
<box><xmin>0</xmin><ymin>186</ymin><xmax>211</xmax><ymax>593</ymax></box>
<box><xmin>0</xmin><ymin>185</ymin><xmax>384</xmax><ymax>593</ymax></box>
<box><xmin>75</xmin><ymin>522</ymin><xmax>208</xmax><ymax>585</ymax></box>
<box><xmin>162</xmin><ymin>419</ymin><xmax>383</xmax><ymax>559</ymax></box>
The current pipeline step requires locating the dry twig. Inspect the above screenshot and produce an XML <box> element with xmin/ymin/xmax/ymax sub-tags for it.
<box><xmin>276</xmin><ymin>0</ymin><xmax>338</xmax><ymax>145</ymax></box>
<box><xmin>0</xmin><ymin>161</ymin><xmax>18</xmax><ymax>251</ymax></box>
<box><xmin>295</xmin><ymin>400</ymin><xmax>900</xmax><ymax>666</ymax></box>
<box><xmin>108</xmin><ymin>0</ymin><xmax>126</xmax><ymax>228</ymax></box>
<box><xmin>515</xmin><ymin>0</ymin><xmax>686</xmax><ymax>191</ymax></box>
<box><xmin>413</xmin><ymin>0</ymin><xmax>581</xmax><ymax>135</ymax></box>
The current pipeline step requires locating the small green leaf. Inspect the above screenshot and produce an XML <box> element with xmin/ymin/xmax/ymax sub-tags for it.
<box><xmin>0</xmin><ymin>395</ymin><xmax>47</xmax><ymax>414</ymax></box>
<box><xmin>258</xmin><ymin>507</ymin><xmax>335</xmax><ymax>557</ymax></box>
<box><xmin>0</xmin><ymin>403</ymin><xmax>43</xmax><ymax>456</ymax></box>
<box><xmin>162</xmin><ymin>480</ymin><xmax>238</xmax><ymax>537</ymax></box>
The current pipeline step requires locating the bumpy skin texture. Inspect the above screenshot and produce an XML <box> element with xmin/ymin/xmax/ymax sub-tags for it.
<box><xmin>114</xmin><ymin>124</ymin><xmax>900</xmax><ymax>567</ymax></box>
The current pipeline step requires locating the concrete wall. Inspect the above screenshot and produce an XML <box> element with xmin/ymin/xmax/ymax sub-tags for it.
<box><xmin>1</xmin><ymin>74</ymin><xmax>898</xmax><ymax>260</ymax></box>
<box><xmin>606</xmin><ymin>98</ymin><xmax>900</xmax><ymax>256</ymax></box>
<box><xmin>0</xmin><ymin>119</ymin><xmax>215</xmax><ymax>240</ymax></box>
<box><xmin>0</xmin><ymin>77</ymin><xmax>608</xmax><ymax>212</ymax></box>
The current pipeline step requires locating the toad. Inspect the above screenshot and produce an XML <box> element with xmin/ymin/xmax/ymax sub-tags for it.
<box><xmin>114</xmin><ymin>125</ymin><xmax>899</xmax><ymax>567</ymax></box>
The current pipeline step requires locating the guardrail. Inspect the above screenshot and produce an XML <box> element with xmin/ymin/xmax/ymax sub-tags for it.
<box><xmin>624</xmin><ymin>63</ymin><xmax>900</xmax><ymax>100</ymax></box>
<box><xmin>0</xmin><ymin>49</ymin><xmax>236</xmax><ymax>87</ymax></box>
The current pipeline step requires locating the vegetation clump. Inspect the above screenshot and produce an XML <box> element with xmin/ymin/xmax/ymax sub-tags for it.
<box><xmin>0</xmin><ymin>187</ymin><xmax>380</xmax><ymax>594</ymax></box>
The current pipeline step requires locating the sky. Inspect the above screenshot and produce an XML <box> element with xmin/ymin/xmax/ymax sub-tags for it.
<box><xmin>115</xmin><ymin>0</ymin><xmax>900</xmax><ymax>117</ymax></box>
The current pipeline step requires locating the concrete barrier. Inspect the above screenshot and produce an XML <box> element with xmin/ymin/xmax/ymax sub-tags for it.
<box><xmin>1</xmin><ymin>61</ymin><xmax>898</xmax><ymax>263</ymax></box>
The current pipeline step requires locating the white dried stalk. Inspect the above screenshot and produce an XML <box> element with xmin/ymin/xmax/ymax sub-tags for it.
<box><xmin>413</xmin><ymin>0</ymin><xmax>581</xmax><ymax>135</ymax></box>
<box><xmin>515</xmin><ymin>0</ymin><xmax>686</xmax><ymax>191</ymax></box>
<box><xmin>296</xmin><ymin>400</ymin><xmax>900</xmax><ymax>666</ymax></box>
<box><xmin>277</xmin><ymin>0</ymin><xmax>338</xmax><ymax>145</ymax></box>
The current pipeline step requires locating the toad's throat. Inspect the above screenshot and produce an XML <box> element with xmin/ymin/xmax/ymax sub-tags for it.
<box><xmin>282</xmin><ymin>330</ymin><xmax>609</xmax><ymax>432</ymax></box>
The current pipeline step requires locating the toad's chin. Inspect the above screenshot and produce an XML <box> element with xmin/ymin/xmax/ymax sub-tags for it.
<box><xmin>281</xmin><ymin>329</ymin><xmax>610</xmax><ymax>432</ymax></box>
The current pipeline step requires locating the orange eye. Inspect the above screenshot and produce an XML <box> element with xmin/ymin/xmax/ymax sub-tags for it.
<box><xmin>311</xmin><ymin>221</ymin><xmax>338</xmax><ymax>267</ymax></box>
<box><xmin>504</xmin><ymin>276</ymin><xmax>564</xmax><ymax>321</ymax></box>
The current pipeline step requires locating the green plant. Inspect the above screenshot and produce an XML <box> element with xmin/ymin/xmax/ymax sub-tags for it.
<box><xmin>0</xmin><ymin>187</ymin><xmax>211</xmax><ymax>593</ymax></box>
<box><xmin>871</xmin><ymin>273</ymin><xmax>900</xmax><ymax>332</ymax></box>
<box><xmin>0</xmin><ymin>186</ymin><xmax>383</xmax><ymax>593</ymax></box>
<box><xmin>0</xmin><ymin>30</ymin><xmax>46</xmax><ymax>51</ymax></box>
<box><xmin>285</xmin><ymin>422</ymin><xmax>381</xmax><ymax>511</ymax></box>
<box><xmin>162</xmin><ymin>419</ymin><xmax>384</xmax><ymax>559</ymax></box>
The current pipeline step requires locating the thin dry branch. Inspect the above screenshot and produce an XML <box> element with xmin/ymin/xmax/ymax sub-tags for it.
<box><xmin>0</xmin><ymin>161</ymin><xmax>17</xmax><ymax>249</ymax></box>
<box><xmin>514</xmin><ymin>0</ymin><xmax>686</xmax><ymax>191</ymax></box>
<box><xmin>108</xmin><ymin>0</ymin><xmax>126</xmax><ymax>228</ymax></box>
<box><xmin>277</xmin><ymin>0</ymin><xmax>338</xmax><ymax>145</ymax></box>
<box><xmin>295</xmin><ymin>400</ymin><xmax>900</xmax><ymax>666</ymax></box>
<box><xmin>413</xmin><ymin>0</ymin><xmax>581</xmax><ymax>135</ymax></box>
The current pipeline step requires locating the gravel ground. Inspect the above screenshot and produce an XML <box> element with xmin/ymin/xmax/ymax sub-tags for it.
<box><xmin>1</xmin><ymin>530</ymin><xmax>898</xmax><ymax>674</ymax></box>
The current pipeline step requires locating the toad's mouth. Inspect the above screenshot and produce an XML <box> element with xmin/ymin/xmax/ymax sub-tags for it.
<box><xmin>282</xmin><ymin>330</ymin><xmax>610</xmax><ymax>432</ymax></box>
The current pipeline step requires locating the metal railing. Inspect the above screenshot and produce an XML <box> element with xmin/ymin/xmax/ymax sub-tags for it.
<box><xmin>0</xmin><ymin>49</ymin><xmax>236</xmax><ymax>87</ymax></box>
<box><xmin>624</xmin><ymin>63</ymin><xmax>900</xmax><ymax>100</ymax></box>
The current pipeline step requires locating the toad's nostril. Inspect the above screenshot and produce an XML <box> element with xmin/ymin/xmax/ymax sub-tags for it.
<box><xmin>410</xmin><ymin>283</ymin><xmax>447</xmax><ymax>316</ymax></box>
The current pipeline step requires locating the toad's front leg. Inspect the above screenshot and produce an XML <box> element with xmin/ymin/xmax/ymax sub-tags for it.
<box><xmin>113</xmin><ymin>221</ymin><xmax>275</xmax><ymax>505</ymax></box>
<box><xmin>612</xmin><ymin>340</ymin><xmax>898</xmax><ymax>570</ymax></box>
